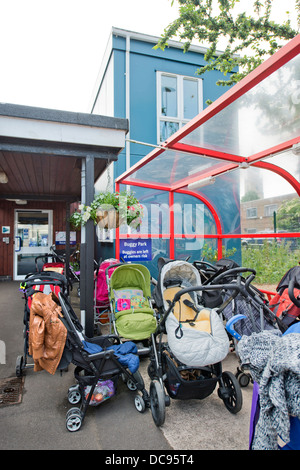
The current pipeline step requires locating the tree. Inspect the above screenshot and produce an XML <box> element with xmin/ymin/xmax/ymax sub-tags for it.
<box><xmin>156</xmin><ymin>0</ymin><xmax>300</xmax><ymax>89</ymax></box>
<box><xmin>277</xmin><ymin>198</ymin><xmax>300</xmax><ymax>231</ymax></box>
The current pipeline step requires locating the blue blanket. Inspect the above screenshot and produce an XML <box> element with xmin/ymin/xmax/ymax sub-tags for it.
<box><xmin>82</xmin><ymin>340</ymin><xmax>139</xmax><ymax>373</ymax></box>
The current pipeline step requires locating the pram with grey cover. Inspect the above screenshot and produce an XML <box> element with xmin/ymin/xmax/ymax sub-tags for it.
<box><xmin>149</xmin><ymin>259</ymin><xmax>243</xmax><ymax>426</ymax></box>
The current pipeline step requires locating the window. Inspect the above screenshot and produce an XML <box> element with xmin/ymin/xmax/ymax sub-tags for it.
<box><xmin>264</xmin><ymin>204</ymin><xmax>277</xmax><ymax>217</ymax></box>
<box><xmin>246</xmin><ymin>207</ymin><xmax>257</xmax><ymax>219</ymax></box>
<box><xmin>157</xmin><ymin>72</ymin><xmax>203</xmax><ymax>143</ymax></box>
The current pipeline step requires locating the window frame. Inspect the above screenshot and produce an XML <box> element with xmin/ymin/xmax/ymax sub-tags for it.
<box><xmin>156</xmin><ymin>71</ymin><xmax>203</xmax><ymax>144</ymax></box>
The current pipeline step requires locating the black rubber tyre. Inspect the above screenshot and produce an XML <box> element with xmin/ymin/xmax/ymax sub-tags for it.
<box><xmin>219</xmin><ymin>370</ymin><xmax>243</xmax><ymax>414</ymax></box>
<box><xmin>150</xmin><ymin>380</ymin><xmax>165</xmax><ymax>426</ymax></box>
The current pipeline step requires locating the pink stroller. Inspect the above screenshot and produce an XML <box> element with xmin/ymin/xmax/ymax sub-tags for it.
<box><xmin>94</xmin><ymin>259</ymin><xmax>119</xmax><ymax>329</ymax></box>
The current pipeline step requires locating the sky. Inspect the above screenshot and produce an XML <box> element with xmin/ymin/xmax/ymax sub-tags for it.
<box><xmin>0</xmin><ymin>0</ymin><xmax>298</xmax><ymax>114</ymax></box>
<box><xmin>0</xmin><ymin>0</ymin><xmax>179</xmax><ymax>113</ymax></box>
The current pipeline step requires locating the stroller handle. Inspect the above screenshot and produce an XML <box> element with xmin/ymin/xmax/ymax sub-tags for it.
<box><xmin>210</xmin><ymin>267</ymin><xmax>256</xmax><ymax>285</ymax></box>
<box><xmin>173</xmin><ymin>281</ymin><xmax>243</xmax><ymax>303</ymax></box>
<box><xmin>157</xmin><ymin>281</ymin><xmax>243</xmax><ymax>331</ymax></box>
<box><xmin>288</xmin><ymin>278</ymin><xmax>300</xmax><ymax>307</ymax></box>
<box><xmin>105</xmin><ymin>263</ymin><xmax>124</xmax><ymax>277</ymax></box>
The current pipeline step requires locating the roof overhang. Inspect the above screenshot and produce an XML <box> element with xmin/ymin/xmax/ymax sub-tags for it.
<box><xmin>0</xmin><ymin>103</ymin><xmax>128</xmax><ymax>202</ymax></box>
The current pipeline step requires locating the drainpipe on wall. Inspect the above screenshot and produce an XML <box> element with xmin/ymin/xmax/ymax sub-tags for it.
<box><xmin>80</xmin><ymin>158</ymin><xmax>86</xmax><ymax>332</ymax></box>
<box><xmin>125</xmin><ymin>33</ymin><xmax>130</xmax><ymax>176</ymax></box>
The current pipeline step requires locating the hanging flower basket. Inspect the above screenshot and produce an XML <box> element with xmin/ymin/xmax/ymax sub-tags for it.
<box><xmin>69</xmin><ymin>191</ymin><xmax>143</xmax><ymax>230</ymax></box>
<box><xmin>96</xmin><ymin>206</ymin><xmax>120</xmax><ymax>230</ymax></box>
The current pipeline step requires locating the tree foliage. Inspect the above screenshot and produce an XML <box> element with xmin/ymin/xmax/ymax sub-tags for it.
<box><xmin>156</xmin><ymin>0</ymin><xmax>300</xmax><ymax>87</ymax></box>
<box><xmin>277</xmin><ymin>197</ymin><xmax>300</xmax><ymax>230</ymax></box>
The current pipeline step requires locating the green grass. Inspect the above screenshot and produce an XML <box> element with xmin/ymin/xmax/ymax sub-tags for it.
<box><xmin>242</xmin><ymin>242</ymin><xmax>300</xmax><ymax>284</ymax></box>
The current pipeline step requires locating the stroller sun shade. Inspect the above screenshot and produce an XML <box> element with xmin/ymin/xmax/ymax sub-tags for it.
<box><xmin>153</xmin><ymin>259</ymin><xmax>202</xmax><ymax>310</ymax></box>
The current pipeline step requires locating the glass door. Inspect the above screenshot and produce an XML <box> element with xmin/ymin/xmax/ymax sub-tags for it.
<box><xmin>14</xmin><ymin>210</ymin><xmax>53</xmax><ymax>280</ymax></box>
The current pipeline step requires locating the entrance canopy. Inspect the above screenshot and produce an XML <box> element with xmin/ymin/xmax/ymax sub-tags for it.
<box><xmin>0</xmin><ymin>103</ymin><xmax>128</xmax><ymax>337</ymax></box>
<box><xmin>116</xmin><ymin>34</ymin><xmax>300</xmax><ymax>265</ymax></box>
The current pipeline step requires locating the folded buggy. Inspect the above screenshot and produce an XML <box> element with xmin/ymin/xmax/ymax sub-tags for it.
<box><xmin>56</xmin><ymin>292</ymin><xmax>150</xmax><ymax>431</ymax></box>
<box><xmin>16</xmin><ymin>271</ymin><xmax>68</xmax><ymax>377</ymax></box>
<box><xmin>148</xmin><ymin>259</ymin><xmax>243</xmax><ymax>426</ymax></box>
<box><xmin>94</xmin><ymin>258</ymin><xmax>119</xmax><ymax>329</ymax></box>
<box><xmin>106</xmin><ymin>263</ymin><xmax>157</xmax><ymax>344</ymax></box>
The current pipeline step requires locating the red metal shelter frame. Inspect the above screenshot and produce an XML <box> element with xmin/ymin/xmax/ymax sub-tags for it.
<box><xmin>115</xmin><ymin>35</ymin><xmax>300</xmax><ymax>261</ymax></box>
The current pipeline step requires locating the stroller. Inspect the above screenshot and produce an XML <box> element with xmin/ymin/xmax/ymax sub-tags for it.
<box><xmin>106</xmin><ymin>263</ymin><xmax>157</xmax><ymax>346</ymax></box>
<box><xmin>227</xmin><ymin>313</ymin><xmax>300</xmax><ymax>450</ymax></box>
<box><xmin>148</xmin><ymin>259</ymin><xmax>243</xmax><ymax>426</ymax></box>
<box><xmin>207</xmin><ymin>266</ymin><xmax>286</xmax><ymax>387</ymax></box>
<box><xmin>16</xmin><ymin>271</ymin><xmax>68</xmax><ymax>377</ymax></box>
<box><xmin>94</xmin><ymin>258</ymin><xmax>119</xmax><ymax>329</ymax></box>
<box><xmin>56</xmin><ymin>292</ymin><xmax>150</xmax><ymax>431</ymax></box>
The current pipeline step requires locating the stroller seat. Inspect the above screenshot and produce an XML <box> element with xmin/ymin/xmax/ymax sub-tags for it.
<box><xmin>163</xmin><ymin>286</ymin><xmax>211</xmax><ymax>333</ymax></box>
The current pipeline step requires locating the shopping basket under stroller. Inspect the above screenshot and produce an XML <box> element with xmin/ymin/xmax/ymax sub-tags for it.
<box><xmin>107</xmin><ymin>263</ymin><xmax>157</xmax><ymax>345</ymax></box>
<box><xmin>148</xmin><ymin>259</ymin><xmax>243</xmax><ymax>426</ymax></box>
<box><xmin>56</xmin><ymin>291</ymin><xmax>150</xmax><ymax>431</ymax></box>
<box><xmin>16</xmin><ymin>271</ymin><xmax>68</xmax><ymax>377</ymax></box>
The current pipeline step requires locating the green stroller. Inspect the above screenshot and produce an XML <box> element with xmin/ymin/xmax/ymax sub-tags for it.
<box><xmin>106</xmin><ymin>263</ymin><xmax>157</xmax><ymax>346</ymax></box>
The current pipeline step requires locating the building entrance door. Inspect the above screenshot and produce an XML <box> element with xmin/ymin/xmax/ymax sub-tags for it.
<box><xmin>14</xmin><ymin>209</ymin><xmax>53</xmax><ymax>280</ymax></box>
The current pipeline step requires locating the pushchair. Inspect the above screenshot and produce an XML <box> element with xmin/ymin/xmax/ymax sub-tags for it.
<box><xmin>16</xmin><ymin>271</ymin><xmax>68</xmax><ymax>377</ymax></box>
<box><xmin>106</xmin><ymin>263</ymin><xmax>157</xmax><ymax>346</ymax></box>
<box><xmin>227</xmin><ymin>314</ymin><xmax>300</xmax><ymax>450</ymax></box>
<box><xmin>94</xmin><ymin>258</ymin><xmax>119</xmax><ymax>330</ymax></box>
<box><xmin>148</xmin><ymin>259</ymin><xmax>243</xmax><ymax>426</ymax></box>
<box><xmin>56</xmin><ymin>291</ymin><xmax>150</xmax><ymax>431</ymax></box>
<box><xmin>207</xmin><ymin>266</ymin><xmax>286</xmax><ymax>387</ymax></box>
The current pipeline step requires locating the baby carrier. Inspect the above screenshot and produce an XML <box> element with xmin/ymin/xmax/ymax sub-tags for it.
<box><xmin>148</xmin><ymin>259</ymin><xmax>243</xmax><ymax>426</ymax></box>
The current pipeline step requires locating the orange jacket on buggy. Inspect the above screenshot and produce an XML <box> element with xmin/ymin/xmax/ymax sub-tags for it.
<box><xmin>28</xmin><ymin>292</ymin><xmax>67</xmax><ymax>375</ymax></box>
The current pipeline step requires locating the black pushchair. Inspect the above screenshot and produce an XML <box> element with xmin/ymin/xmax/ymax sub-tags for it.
<box><xmin>16</xmin><ymin>271</ymin><xmax>68</xmax><ymax>377</ymax></box>
<box><xmin>211</xmin><ymin>267</ymin><xmax>287</xmax><ymax>387</ymax></box>
<box><xmin>57</xmin><ymin>292</ymin><xmax>150</xmax><ymax>431</ymax></box>
<box><xmin>149</xmin><ymin>259</ymin><xmax>243</xmax><ymax>426</ymax></box>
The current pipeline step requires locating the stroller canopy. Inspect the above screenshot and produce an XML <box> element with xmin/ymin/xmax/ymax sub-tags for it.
<box><xmin>153</xmin><ymin>258</ymin><xmax>201</xmax><ymax>310</ymax></box>
<box><xmin>109</xmin><ymin>264</ymin><xmax>152</xmax><ymax>299</ymax></box>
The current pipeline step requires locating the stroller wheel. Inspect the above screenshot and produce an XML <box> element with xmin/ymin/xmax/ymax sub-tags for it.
<box><xmin>218</xmin><ymin>371</ymin><xmax>243</xmax><ymax>414</ymax></box>
<box><xmin>66</xmin><ymin>407</ymin><xmax>82</xmax><ymax>432</ymax></box>
<box><xmin>126</xmin><ymin>371</ymin><xmax>145</xmax><ymax>391</ymax></box>
<box><xmin>67</xmin><ymin>385</ymin><xmax>81</xmax><ymax>404</ymax></box>
<box><xmin>237</xmin><ymin>372</ymin><xmax>251</xmax><ymax>388</ymax></box>
<box><xmin>150</xmin><ymin>380</ymin><xmax>165</xmax><ymax>427</ymax></box>
<box><xmin>16</xmin><ymin>355</ymin><xmax>24</xmax><ymax>378</ymax></box>
<box><xmin>134</xmin><ymin>394</ymin><xmax>146</xmax><ymax>413</ymax></box>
